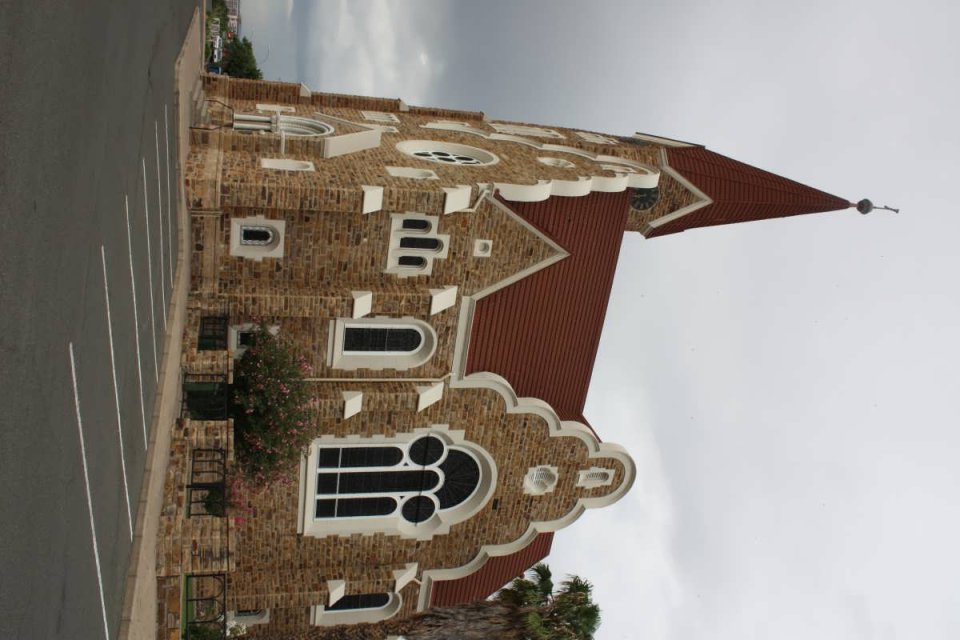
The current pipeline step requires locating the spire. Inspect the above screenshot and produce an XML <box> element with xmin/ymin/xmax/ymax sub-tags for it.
<box><xmin>644</xmin><ymin>147</ymin><xmax>853</xmax><ymax>238</ymax></box>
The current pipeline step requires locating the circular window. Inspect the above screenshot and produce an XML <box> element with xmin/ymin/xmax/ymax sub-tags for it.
<box><xmin>538</xmin><ymin>157</ymin><xmax>576</xmax><ymax>169</ymax></box>
<box><xmin>401</xmin><ymin>496</ymin><xmax>436</xmax><ymax>523</ymax></box>
<box><xmin>397</xmin><ymin>140</ymin><xmax>499</xmax><ymax>166</ymax></box>
<box><xmin>409</xmin><ymin>436</ymin><xmax>445</xmax><ymax>466</ymax></box>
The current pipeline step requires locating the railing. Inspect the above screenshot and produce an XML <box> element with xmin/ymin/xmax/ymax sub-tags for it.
<box><xmin>183</xmin><ymin>574</ymin><xmax>227</xmax><ymax>639</ymax></box>
<box><xmin>198</xmin><ymin>315</ymin><xmax>229</xmax><ymax>351</ymax></box>
<box><xmin>181</xmin><ymin>372</ymin><xmax>230</xmax><ymax>420</ymax></box>
<box><xmin>187</xmin><ymin>448</ymin><xmax>227</xmax><ymax>518</ymax></box>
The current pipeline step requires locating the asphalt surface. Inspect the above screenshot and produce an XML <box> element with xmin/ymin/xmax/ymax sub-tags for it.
<box><xmin>0</xmin><ymin>1</ymin><xmax>198</xmax><ymax>638</ymax></box>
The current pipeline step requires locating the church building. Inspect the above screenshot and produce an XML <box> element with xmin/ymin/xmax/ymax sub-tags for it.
<box><xmin>157</xmin><ymin>74</ymin><xmax>855</xmax><ymax>638</ymax></box>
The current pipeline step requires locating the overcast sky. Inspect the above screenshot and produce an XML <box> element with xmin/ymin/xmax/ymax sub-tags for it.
<box><xmin>242</xmin><ymin>1</ymin><xmax>960</xmax><ymax>638</ymax></box>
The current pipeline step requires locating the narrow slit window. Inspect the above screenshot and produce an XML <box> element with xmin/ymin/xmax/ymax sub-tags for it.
<box><xmin>397</xmin><ymin>256</ymin><xmax>427</xmax><ymax>268</ymax></box>
<box><xmin>399</xmin><ymin>237</ymin><xmax>442</xmax><ymax>251</ymax></box>
<box><xmin>401</xmin><ymin>219</ymin><xmax>431</xmax><ymax>232</ymax></box>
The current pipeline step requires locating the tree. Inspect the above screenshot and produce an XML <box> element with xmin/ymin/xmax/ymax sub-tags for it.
<box><xmin>222</xmin><ymin>37</ymin><xmax>262</xmax><ymax>79</ymax></box>
<box><xmin>260</xmin><ymin>563</ymin><xmax>602</xmax><ymax>640</ymax></box>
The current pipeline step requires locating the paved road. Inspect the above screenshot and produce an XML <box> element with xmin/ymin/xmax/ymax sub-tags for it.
<box><xmin>0</xmin><ymin>1</ymin><xmax>198</xmax><ymax>638</ymax></box>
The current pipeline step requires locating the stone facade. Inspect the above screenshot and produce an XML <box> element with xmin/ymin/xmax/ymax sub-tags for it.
<box><xmin>157</xmin><ymin>74</ymin><xmax>704</xmax><ymax>638</ymax></box>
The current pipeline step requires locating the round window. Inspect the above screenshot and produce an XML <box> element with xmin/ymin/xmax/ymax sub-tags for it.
<box><xmin>397</xmin><ymin>140</ymin><xmax>499</xmax><ymax>166</ymax></box>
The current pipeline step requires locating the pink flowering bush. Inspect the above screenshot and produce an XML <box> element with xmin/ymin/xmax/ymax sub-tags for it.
<box><xmin>232</xmin><ymin>324</ymin><xmax>313</xmax><ymax>485</ymax></box>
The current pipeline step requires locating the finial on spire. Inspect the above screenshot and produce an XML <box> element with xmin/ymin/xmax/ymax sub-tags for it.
<box><xmin>855</xmin><ymin>199</ymin><xmax>900</xmax><ymax>215</ymax></box>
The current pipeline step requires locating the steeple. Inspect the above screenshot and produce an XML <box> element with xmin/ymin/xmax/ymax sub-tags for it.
<box><xmin>641</xmin><ymin>146</ymin><xmax>853</xmax><ymax>238</ymax></box>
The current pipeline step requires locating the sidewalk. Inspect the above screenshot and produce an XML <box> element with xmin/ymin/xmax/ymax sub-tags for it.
<box><xmin>118</xmin><ymin>9</ymin><xmax>202</xmax><ymax>640</ymax></box>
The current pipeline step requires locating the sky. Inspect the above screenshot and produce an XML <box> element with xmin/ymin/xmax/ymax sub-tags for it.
<box><xmin>241</xmin><ymin>1</ymin><xmax>960</xmax><ymax>638</ymax></box>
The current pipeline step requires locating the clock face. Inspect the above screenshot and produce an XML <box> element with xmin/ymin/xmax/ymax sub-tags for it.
<box><xmin>631</xmin><ymin>187</ymin><xmax>660</xmax><ymax>211</ymax></box>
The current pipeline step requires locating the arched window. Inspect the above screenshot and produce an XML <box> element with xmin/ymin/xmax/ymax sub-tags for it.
<box><xmin>577</xmin><ymin>467</ymin><xmax>614</xmax><ymax>489</ymax></box>
<box><xmin>300</xmin><ymin>429</ymin><xmax>497</xmax><ymax>540</ymax></box>
<box><xmin>230</xmin><ymin>216</ymin><xmax>286</xmax><ymax>261</ymax></box>
<box><xmin>311</xmin><ymin>592</ymin><xmax>402</xmax><ymax>627</ymax></box>
<box><xmin>401</xmin><ymin>218</ymin><xmax>431</xmax><ymax>232</ymax></box>
<box><xmin>399</xmin><ymin>237</ymin><xmax>442</xmax><ymax>251</ymax></box>
<box><xmin>328</xmin><ymin>317</ymin><xmax>437</xmax><ymax>370</ymax></box>
<box><xmin>385</xmin><ymin>214</ymin><xmax>450</xmax><ymax>277</ymax></box>
<box><xmin>239</xmin><ymin>225</ymin><xmax>275</xmax><ymax>246</ymax></box>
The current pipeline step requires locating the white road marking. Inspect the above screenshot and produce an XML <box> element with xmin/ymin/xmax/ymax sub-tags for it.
<box><xmin>69</xmin><ymin>343</ymin><xmax>111</xmax><ymax>640</ymax></box>
<box><xmin>164</xmin><ymin>104</ymin><xmax>174</xmax><ymax>287</ymax></box>
<box><xmin>101</xmin><ymin>246</ymin><xmax>134</xmax><ymax>540</ymax></box>
<box><xmin>153</xmin><ymin>123</ymin><xmax>167</xmax><ymax>332</ymax></box>
<box><xmin>125</xmin><ymin>196</ymin><xmax>149</xmax><ymax>449</ymax></box>
<box><xmin>141</xmin><ymin>158</ymin><xmax>159</xmax><ymax>381</ymax></box>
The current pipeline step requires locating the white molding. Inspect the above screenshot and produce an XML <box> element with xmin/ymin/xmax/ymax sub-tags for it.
<box><xmin>420</xmin><ymin>122</ymin><xmax>660</xmax><ymax>202</ymax></box>
<box><xmin>323</xmin><ymin>129</ymin><xmax>382</xmax><ymax>159</ymax></box>
<box><xmin>386</xmin><ymin>166</ymin><xmax>439</xmax><ymax>180</ymax></box>
<box><xmin>351</xmin><ymin>290</ymin><xmax>373</xmax><ymax>319</ymax></box>
<box><xmin>429</xmin><ymin>286</ymin><xmax>458</xmax><ymax>316</ymax></box>
<box><xmin>260</xmin><ymin>158</ymin><xmax>315</xmax><ymax>171</ymax></box>
<box><xmin>645</xmin><ymin>148</ymin><xmax>713</xmax><ymax>229</ymax></box>
<box><xmin>342</xmin><ymin>391</ymin><xmax>363</xmax><ymax>420</ymax></box>
<box><xmin>327</xmin><ymin>580</ymin><xmax>346</xmax><ymax>606</ymax></box>
<box><xmin>472</xmin><ymin>239</ymin><xmax>493</xmax><ymax>258</ymax></box>
<box><xmin>256</xmin><ymin>103</ymin><xmax>295</xmax><ymax>113</ymax></box>
<box><xmin>416</xmin><ymin>381</ymin><xmax>444</xmax><ymax>412</ymax></box>
<box><xmin>361</xmin><ymin>185</ymin><xmax>384</xmax><ymax>214</ymax></box>
<box><xmin>229</xmin><ymin>215</ymin><xmax>286</xmax><ymax>261</ymax></box>
<box><xmin>630</xmin><ymin>131</ymin><xmax>696</xmax><ymax>147</ymax></box>
<box><xmin>393</xmin><ymin>563</ymin><xmax>419</xmax><ymax>592</ymax></box>
<box><xmin>299</xmin><ymin>83</ymin><xmax>311</xmax><ymax>98</ymax></box>
<box><xmin>442</xmin><ymin>185</ymin><xmax>473</xmax><ymax>214</ymax></box>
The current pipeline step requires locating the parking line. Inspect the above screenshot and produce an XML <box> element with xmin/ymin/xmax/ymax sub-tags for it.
<box><xmin>69</xmin><ymin>343</ymin><xmax>111</xmax><ymax>640</ymax></box>
<box><xmin>141</xmin><ymin>158</ymin><xmax>159</xmax><ymax>381</ymax></box>
<box><xmin>151</xmin><ymin>128</ymin><xmax>167</xmax><ymax>333</ymax></box>
<box><xmin>164</xmin><ymin>104</ymin><xmax>174</xmax><ymax>287</ymax></box>
<box><xmin>101</xmin><ymin>245</ymin><xmax>134</xmax><ymax>540</ymax></box>
<box><xmin>125</xmin><ymin>196</ymin><xmax>149</xmax><ymax>449</ymax></box>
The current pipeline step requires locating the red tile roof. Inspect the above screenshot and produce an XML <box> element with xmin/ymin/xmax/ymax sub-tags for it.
<box><xmin>647</xmin><ymin>146</ymin><xmax>851</xmax><ymax>238</ymax></box>
<box><xmin>429</xmin><ymin>533</ymin><xmax>555</xmax><ymax>607</ymax></box>
<box><xmin>466</xmin><ymin>191</ymin><xmax>632</xmax><ymax>423</ymax></box>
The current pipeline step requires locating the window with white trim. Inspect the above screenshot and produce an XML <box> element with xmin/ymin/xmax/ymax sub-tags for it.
<box><xmin>577</xmin><ymin>467</ymin><xmax>614</xmax><ymax>489</ymax></box>
<box><xmin>524</xmin><ymin>465</ymin><xmax>559</xmax><ymax>495</ymax></box>
<box><xmin>230</xmin><ymin>216</ymin><xmax>286</xmax><ymax>260</ymax></box>
<box><xmin>385</xmin><ymin>213</ymin><xmax>449</xmax><ymax>277</ymax></box>
<box><xmin>300</xmin><ymin>429</ymin><xmax>496</xmax><ymax>540</ymax></box>
<box><xmin>328</xmin><ymin>317</ymin><xmax>437</xmax><ymax>370</ymax></box>
<box><xmin>491</xmin><ymin>123</ymin><xmax>565</xmax><ymax>138</ymax></box>
<box><xmin>397</xmin><ymin>140</ymin><xmax>499</xmax><ymax>166</ymax></box>
<box><xmin>312</xmin><ymin>593</ymin><xmax>401</xmax><ymax>627</ymax></box>
<box><xmin>234</xmin><ymin>114</ymin><xmax>334</xmax><ymax>137</ymax></box>
<box><xmin>575</xmin><ymin>131</ymin><xmax>617</xmax><ymax>145</ymax></box>
<box><xmin>362</xmin><ymin>110</ymin><xmax>400</xmax><ymax>123</ymax></box>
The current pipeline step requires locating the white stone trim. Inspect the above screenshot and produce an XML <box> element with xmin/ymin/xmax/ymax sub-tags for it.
<box><xmin>645</xmin><ymin>148</ymin><xmax>713</xmax><ymax>229</ymax></box>
<box><xmin>312</xmin><ymin>592</ymin><xmax>402</xmax><ymax>627</ymax></box>
<box><xmin>538</xmin><ymin>157</ymin><xmax>576</xmax><ymax>169</ymax></box>
<box><xmin>362</xmin><ymin>110</ymin><xmax>400</xmax><ymax>123</ymax></box>
<box><xmin>490</xmin><ymin>123</ymin><xmax>564</xmax><ymax>139</ymax></box>
<box><xmin>429</xmin><ymin>286</ymin><xmax>458</xmax><ymax>316</ymax></box>
<box><xmin>393</xmin><ymin>563</ymin><xmax>419</xmax><ymax>592</ymax></box>
<box><xmin>256</xmin><ymin>103</ymin><xmax>295</xmax><ymax>113</ymax></box>
<box><xmin>361</xmin><ymin>185</ymin><xmax>384</xmax><ymax>214</ymax></box>
<box><xmin>327</xmin><ymin>316</ymin><xmax>438</xmax><ymax>371</ymax></box>
<box><xmin>386</xmin><ymin>166</ymin><xmax>439</xmax><ymax>180</ymax></box>
<box><xmin>577</xmin><ymin>467</ymin><xmax>614</xmax><ymax>489</ymax></box>
<box><xmin>351</xmin><ymin>291</ymin><xmax>373</xmax><ymax>319</ymax></box>
<box><xmin>327</xmin><ymin>580</ymin><xmax>346</xmax><ymax>606</ymax></box>
<box><xmin>472</xmin><ymin>239</ymin><xmax>493</xmax><ymax>258</ymax></box>
<box><xmin>300</xmin><ymin>425</ymin><xmax>497</xmax><ymax>540</ymax></box>
<box><xmin>384</xmin><ymin>213</ymin><xmax>450</xmax><ymax>277</ymax></box>
<box><xmin>260</xmin><ymin>158</ymin><xmax>315</xmax><ymax>171</ymax></box>
<box><xmin>342</xmin><ymin>391</ymin><xmax>363</xmax><ymax>420</ymax></box>
<box><xmin>324</xmin><ymin>129</ymin><xmax>382</xmax><ymax>159</ymax></box>
<box><xmin>630</xmin><ymin>131</ymin><xmax>696</xmax><ymax>147</ymax></box>
<box><xmin>299</xmin><ymin>83</ymin><xmax>311</xmax><ymax>98</ymax></box>
<box><xmin>416</xmin><ymin>381</ymin><xmax>444</xmax><ymax>412</ymax></box>
<box><xmin>442</xmin><ymin>185</ymin><xmax>473</xmax><ymax>214</ymax></box>
<box><xmin>420</xmin><ymin>122</ymin><xmax>660</xmax><ymax>201</ymax></box>
<box><xmin>523</xmin><ymin>465</ymin><xmax>559</xmax><ymax>495</ymax></box>
<box><xmin>575</xmin><ymin>131</ymin><xmax>617</xmax><ymax>144</ymax></box>
<box><xmin>229</xmin><ymin>215</ymin><xmax>286</xmax><ymax>261</ymax></box>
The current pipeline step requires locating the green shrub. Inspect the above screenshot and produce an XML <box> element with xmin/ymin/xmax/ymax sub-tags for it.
<box><xmin>232</xmin><ymin>325</ymin><xmax>313</xmax><ymax>485</ymax></box>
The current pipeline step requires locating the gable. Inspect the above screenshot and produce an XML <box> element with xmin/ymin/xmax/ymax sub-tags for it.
<box><xmin>465</xmin><ymin>190</ymin><xmax>631</xmax><ymax>422</ymax></box>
